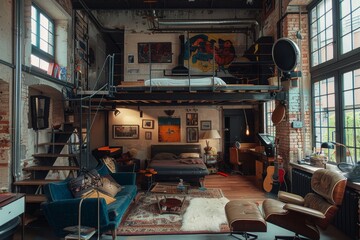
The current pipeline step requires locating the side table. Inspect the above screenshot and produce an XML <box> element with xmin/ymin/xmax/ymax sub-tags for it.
<box><xmin>204</xmin><ymin>154</ymin><xmax>218</xmax><ymax>174</ymax></box>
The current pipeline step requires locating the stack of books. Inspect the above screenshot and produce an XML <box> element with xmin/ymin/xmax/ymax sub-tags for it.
<box><xmin>64</xmin><ymin>225</ymin><xmax>96</xmax><ymax>240</ymax></box>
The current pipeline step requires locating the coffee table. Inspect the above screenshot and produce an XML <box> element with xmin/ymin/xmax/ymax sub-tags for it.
<box><xmin>150</xmin><ymin>182</ymin><xmax>190</xmax><ymax>194</ymax></box>
<box><xmin>156</xmin><ymin>195</ymin><xmax>186</xmax><ymax>215</ymax></box>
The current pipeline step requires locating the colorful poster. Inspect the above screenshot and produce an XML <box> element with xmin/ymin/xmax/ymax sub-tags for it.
<box><xmin>158</xmin><ymin>117</ymin><xmax>181</xmax><ymax>142</ymax></box>
<box><xmin>184</xmin><ymin>33</ymin><xmax>240</xmax><ymax>72</ymax></box>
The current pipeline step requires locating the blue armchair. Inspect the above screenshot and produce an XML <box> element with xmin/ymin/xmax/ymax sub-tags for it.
<box><xmin>42</xmin><ymin>163</ymin><xmax>137</xmax><ymax>239</ymax></box>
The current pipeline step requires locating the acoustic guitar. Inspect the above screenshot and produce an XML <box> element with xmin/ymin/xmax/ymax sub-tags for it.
<box><xmin>263</xmin><ymin>138</ymin><xmax>287</xmax><ymax>194</ymax></box>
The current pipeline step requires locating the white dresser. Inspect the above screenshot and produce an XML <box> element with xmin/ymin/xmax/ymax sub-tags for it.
<box><xmin>0</xmin><ymin>193</ymin><xmax>25</xmax><ymax>240</ymax></box>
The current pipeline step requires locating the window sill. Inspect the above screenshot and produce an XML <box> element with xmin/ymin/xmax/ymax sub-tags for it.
<box><xmin>290</xmin><ymin>162</ymin><xmax>360</xmax><ymax>191</ymax></box>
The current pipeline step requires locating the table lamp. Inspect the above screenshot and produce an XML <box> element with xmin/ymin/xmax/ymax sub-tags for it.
<box><xmin>321</xmin><ymin>141</ymin><xmax>355</xmax><ymax>172</ymax></box>
<box><xmin>203</xmin><ymin>130</ymin><xmax>221</xmax><ymax>155</ymax></box>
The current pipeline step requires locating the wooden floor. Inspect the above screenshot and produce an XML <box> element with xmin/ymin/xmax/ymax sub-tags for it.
<box><xmin>204</xmin><ymin>173</ymin><xmax>269</xmax><ymax>203</ymax></box>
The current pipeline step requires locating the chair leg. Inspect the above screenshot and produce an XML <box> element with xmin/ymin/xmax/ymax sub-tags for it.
<box><xmin>275</xmin><ymin>233</ymin><xmax>310</xmax><ymax>240</ymax></box>
<box><xmin>230</xmin><ymin>231</ymin><xmax>258</xmax><ymax>240</ymax></box>
<box><xmin>111</xmin><ymin>229</ymin><xmax>117</xmax><ymax>240</ymax></box>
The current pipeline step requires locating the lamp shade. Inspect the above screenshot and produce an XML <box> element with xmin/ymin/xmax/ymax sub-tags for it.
<box><xmin>203</xmin><ymin>130</ymin><xmax>221</xmax><ymax>139</ymax></box>
<box><xmin>321</xmin><ymin>142</ymin><xmax>335</xmax><ymax>149</ymax></box>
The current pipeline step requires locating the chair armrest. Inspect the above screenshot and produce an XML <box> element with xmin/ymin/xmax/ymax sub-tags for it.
<box><xmin>283</xmin><ymin>203</ymin><xmax>326</xmax><ymax>219</ymax></box>
<box><xmin>110</xmin><ymin>172</ymin><xmax>136</xmax><ymax>185</ymax></box>
<box><xmin>278</xmin><ymin>191</ymin><xmax>304</xmax><ymax>205</ymax></box>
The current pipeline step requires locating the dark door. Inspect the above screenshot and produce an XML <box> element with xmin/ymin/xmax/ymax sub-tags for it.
<box><xmin>223</xmin><ymin>109</ymin><xmax>255</xmax><ymax>167</ymax></box>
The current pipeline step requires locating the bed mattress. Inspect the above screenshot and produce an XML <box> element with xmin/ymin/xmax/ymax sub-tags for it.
<box><xmin>144</xmin><ymin>77</ymin><xmax>226</xmax><ymax>86</ymax></box>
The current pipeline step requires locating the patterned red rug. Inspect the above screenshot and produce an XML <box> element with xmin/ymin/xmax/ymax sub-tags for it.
<box><xmin>116</xmin><ymin>188</ymin><xmax>230</xmax><ymax>235</ymax></box>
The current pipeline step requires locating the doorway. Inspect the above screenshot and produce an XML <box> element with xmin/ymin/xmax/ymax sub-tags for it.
<box><xmin>223</xmin><ymin>109</ymin><xmax>255</xmax><ymax>166</ymax></box>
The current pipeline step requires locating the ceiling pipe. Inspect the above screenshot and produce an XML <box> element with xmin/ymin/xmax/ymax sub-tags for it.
<box><xmin>156</xmin><ymin>18</ymin><xmax>259</xmax><ymax>26</ymax></box>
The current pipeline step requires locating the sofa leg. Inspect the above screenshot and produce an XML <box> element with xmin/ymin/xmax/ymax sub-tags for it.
<box><xmin>111</xmin><ymin>229</ymin><xmax>117</xmax><ymax>240</ymax></box>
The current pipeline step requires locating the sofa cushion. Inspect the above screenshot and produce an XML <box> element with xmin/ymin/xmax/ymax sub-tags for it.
<box><xmin>68</xmin><ymin>169</ymin><xmax>102</xmax><ymax>198</ymax></box>
<box><xmin>44</xmin><ymin>180</ymin><xmax>73</xmax><ymax>202</ymax></box>
<box><xmin>81</xmin><ymin>189</ymin><xmax>116</xmax><ymax>204</ymax></box>
<box><xmin>98</xmin><ymin>175</ymin><xmax>122</xmax><ymax>197</ymax></box>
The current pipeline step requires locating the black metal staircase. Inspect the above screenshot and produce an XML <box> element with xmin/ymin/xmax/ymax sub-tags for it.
<box><xmin>14</xmin><ymin>123</ymin><xmax>81</xmax><ymax>204</ymax></box>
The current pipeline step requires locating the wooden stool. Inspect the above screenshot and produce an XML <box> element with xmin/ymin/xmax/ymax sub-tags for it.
<box><xmin>225</xmin><ymin>200</ymin><xmax>267</xmax><ymax>240</ymax></box>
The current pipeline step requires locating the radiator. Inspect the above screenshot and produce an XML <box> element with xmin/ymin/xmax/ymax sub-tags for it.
<box><xmin>292</xmin><ymin>168</ymin><xmax>360</xmax><ymax>240</ymax></box>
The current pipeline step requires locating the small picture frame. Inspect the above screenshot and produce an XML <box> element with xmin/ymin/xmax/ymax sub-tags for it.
<box><xmin>186</xmin><ymin>113</ymin><xmax>198</xmax><ymax>126</ymax></box>
<box><xmin>113</xmin><ymin>125</ymin><xmax>139</xmax><ymax>139</ymax></box>
<box><xmin>186</xmin><ymin>127</ymin><xmax>199</xmax><ymax>143</ymax></box>
<box><xmin>145</xmin><ymin>131</ymin><xmax>152</xmax><ymax>140</ymax></box>
<box><xmin>200</xmin><ymin>120</ymin><xmax>212</xmax><ymax>130</ymax></box>
<box><xmin>142</xmin><ymin>119</ymin><xmax>154</xmax><ymax>129</ymax></box>
<box><xmin>128</xmin><ymin>54</ymin><xmax>134</xmax><ymax>64</ymax></box>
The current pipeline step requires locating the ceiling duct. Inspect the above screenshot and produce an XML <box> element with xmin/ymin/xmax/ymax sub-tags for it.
<box><xmin>157</xmin><ymin>19</ymin><xmax>259</xmax><ymax>26</ymax></box>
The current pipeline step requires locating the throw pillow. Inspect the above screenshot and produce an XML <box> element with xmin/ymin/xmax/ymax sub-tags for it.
<box><xmin>179</xmin><ymin>152</ymin><xmax>200</xmax><ymax>159</ymax></box>
<box><xmin>68</xmin><ymin>169</ymin><xmax>102</xmax><ymax>198</ymax></box>
<box><xmin>98</xmin><ymin>175</ymin><xmax>122</xmax><ymax>197</ymax></box>
<box><xmin>81</xmin><ymin>189</ymin><xmax>116</xmax><ymax>205</ymax></box>
<box><xmin>152</xmin><ymin>152</ymin><xmax>178</xmax><ymax>160</ymax></box>
<box><xmin>103</xmin><ymin>156</ymin><xmax>116</xmax><ymax>173</ymax></box>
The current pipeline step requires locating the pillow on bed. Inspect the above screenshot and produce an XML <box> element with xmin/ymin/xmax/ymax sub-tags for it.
<box><xmin>152</xmin><ymin>152</ymin><xmax>178</xmax><ymax>160</ymax></box>
<box><xmin>179</xmin><ymin>152</ymin><xmax>200</xmax><ymax>159</ymax></box>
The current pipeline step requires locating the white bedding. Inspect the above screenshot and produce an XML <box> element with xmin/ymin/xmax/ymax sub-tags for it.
<box><xmin>144</xmin><ymin>77</ymin><xmax>226</xmax><ymax>86</ymax></box>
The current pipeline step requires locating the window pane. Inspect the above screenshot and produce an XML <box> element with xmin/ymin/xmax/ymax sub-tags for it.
<box><xmin>340</xmin><ymin>0</ymin><xmax>351</xmax><ymax>18</ymax></box>
<box><xmin>328</xmin><ymin>111</ymin><xmax>336</xmax><ymax>127</ymax></box>
<box><xmin>31</xmin><ymin>4</ymin><xmax>55</xmax><ymax>69</ymax></box>
<box><xmin>343</xmin><ymin>71</ymin><xmax>353</xmax><ymax>90</ymax></box>
<box><xmin>344</xmin><ymin>90</ymin><xmax>354</xmax><ymax>108</ymax></box>
<box><xmin>353</xmin><ymin>0</ymin><xmax>360</xmax><ymax>10</ymax></box>
<box><xmin>31</xmin><ymin>33</ymin><xmax>37</xmax><ymax>46</ymax></box>
<box><xmin>310</xmin><ymin>0</ymin><xmax>333</xmax><ymax>67</ymax></box>
<box><xmin>325</xmin><ymin>11</ymin><xmax>332</xmax><ymax>28</ymax></box>
<box><xmin>325</xmin><ymin>0</ymin><xmax>332</xmax><ymax>12</ymax></box>
<box><xmin>340</xmin><ymin>1</ymin><xmax>360</xmax><ymax>53</ymax></box>
<box><xmin>31</xmin><ymin>54</ymin><xmax>39</xmax><ymax>67</ymax></box>
<box><xmin>342</xmin><ymin>33</ymin><xmax>352</xmax><ymax>54</ymax></box>
<box><xmin>341</xmin><ymin>15</ymin><xmax>351</xmax><ymax>36</ymax></box>
<box><xmin>317</xmin><ymin>1</ymin><xmax>325</xmax><ymax>17</ymax></box>
<box><xmin>39</xmin><ymin>58</ymin><xmax>49</xmax><ymax>72</ymax></box>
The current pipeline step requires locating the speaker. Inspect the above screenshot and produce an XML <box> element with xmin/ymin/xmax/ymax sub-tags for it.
<box><xmin>30</xmin><ymin>95</ymin><xmax>50</xmax><ymax>130</ymax></box>
<box><xmin>272</xmin><ymin>38</ymin><xmax>300</xmax><ymax>72</ymax></box>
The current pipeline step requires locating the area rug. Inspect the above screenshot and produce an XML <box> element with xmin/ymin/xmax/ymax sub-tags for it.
<box><xmin>116</xmin><ymin>188</ymin><xmax>230</xmax><ymax>235</ymax></box>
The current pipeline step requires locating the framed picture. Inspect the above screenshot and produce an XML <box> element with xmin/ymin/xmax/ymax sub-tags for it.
<box><xmin>142</xmin><ymin>119</ymin><xmax>154</xmax><ymax>129</ymax></box>
<box><xmin>138</xmin><ymin>42</ymin><xmax>172</xmax><ymax>63</ymax></box>
<box><xmin>200</xmin><ymin>120</ymin><xmax>212</xmax><ymax>130</ymax></box>
<box><xmin>113</xmin><ymin>125</ymin><xmax>139</xmax><ymax>139</ymax></box>
<box><xmin>186</xmin><ymin>127</ymin><xmax>199</xmax><ymax>143</ymax></box>
<box><xmin>145</xmin><ymin>131</ymin><xmax>152</xmax><ymax>140</ymax></box>
<box><xmin>128</xmin><ymin>54</ymin><xmax>134</xmax><ymax>64</ymax></box>
<box><xmin>186</xmin><ymin>113</ymin><xmax>198</xmax><ymax>126</ymax></box>
<box><xmin>158</xmin><ymin>117</ymin><xmax>181</xmax><ymax>142</ymax></box>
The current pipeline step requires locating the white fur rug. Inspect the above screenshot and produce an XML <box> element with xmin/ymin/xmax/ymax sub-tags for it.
<box><xmin>180</xmin><ymin>197</ymin><xmax>229</xmax><ymax>232</ymax></box>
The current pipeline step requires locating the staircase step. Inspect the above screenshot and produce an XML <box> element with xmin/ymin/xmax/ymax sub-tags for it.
<box><xmin>25</xmin><ymin>194</ymin><xmax>47</xmax><ymax>203</ymax></box>
<box><xmin>48</xmin><ymin>131</ymin><xmax>76</xmax><ymax>134</ymax></box>
<box><xmin>37</xmin><ymin>142</ymin><xmax>80</xmax><ymax>146</ymax></box>
<box><xmin>33</xmin><ymin>153</ymin><xmax>77</xmax><ymax>158</ymax></box>
<box><xmin>23</xmin><ymin>166</ymin><xmax>80</xmax><ymax>171</ymax></box>
<box><xmin>13</xmin><ymin>179</ymin><xmax>62</xmax><ymax>186</ymax></box>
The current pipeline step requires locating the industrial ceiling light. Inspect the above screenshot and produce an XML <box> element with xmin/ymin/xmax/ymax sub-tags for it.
<box><xmin>138</xmin><ymin>106</ymin><xmax>143</xmax><ymax>118</ymax></box>
<box><xmin>114</xmin><ymin>109</ymin><xmax>121</xmax><ymax>117</ymax></box>
<box><xmin>243</xmin><ymin>109</ymin><xmax>250</xmax><ymax>136</ymax></box>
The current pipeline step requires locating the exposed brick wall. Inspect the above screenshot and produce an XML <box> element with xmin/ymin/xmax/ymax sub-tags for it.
<box><xmin>0</xmin><ymin>82</ymin><xmax>11</xmax><ymax>189</ymax></box>
<box><xmin>263</xmin><ymin>2</ymin><xmax>311</xmax><ymax>171</ymax></box>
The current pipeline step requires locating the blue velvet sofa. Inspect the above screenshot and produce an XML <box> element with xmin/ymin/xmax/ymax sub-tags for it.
<box><xmin>41</xmin><ymin>163</ymin><xmax>137</xmax><ymax>239</ymax></box>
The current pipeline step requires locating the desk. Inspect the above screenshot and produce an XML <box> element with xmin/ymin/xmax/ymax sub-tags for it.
<box><xmin>0</xmin><ymin>193</ymin><xmax>25</xmax><ymax>240</ymax></box>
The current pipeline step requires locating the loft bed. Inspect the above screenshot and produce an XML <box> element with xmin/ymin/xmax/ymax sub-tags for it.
<box><xmin>78</xmin><ymin>76</ymin><xmax>285</xmax><ymax>106</ymax></box>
